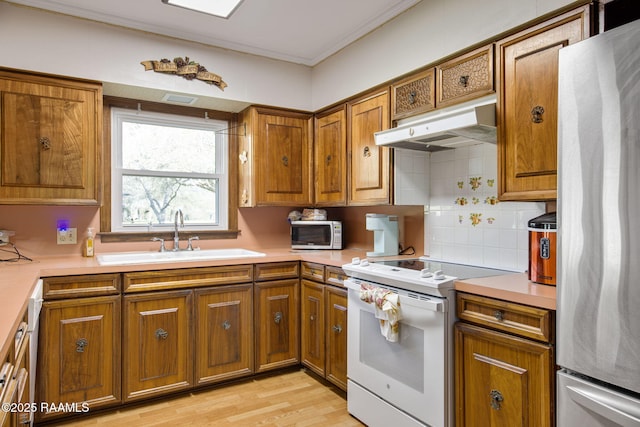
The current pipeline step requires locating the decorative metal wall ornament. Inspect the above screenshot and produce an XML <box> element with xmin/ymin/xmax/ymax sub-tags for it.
<box><xmin>141</xmin><ymin>56</ymin><xmax>227</xmax><ymax>90</ymax></box>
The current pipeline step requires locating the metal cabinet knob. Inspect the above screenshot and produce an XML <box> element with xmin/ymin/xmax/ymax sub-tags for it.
<box><xmin>494</xmin><ymin>310</ymin><xmax>505</xmax><ymax>321</ymax></box>
<box><xmin>274</xmin><ymin>311</ymin><xmax>283</xmax><ymax>324</ymax></box>
<box><xmin>155</xmin><ymin>328</ymin><xmax>169</xmax><ymax>339</ymax></box>
<box><xmin>332</xmin><ymin>324</ymin><xmax>343</xmax><ymax>333</ymax></box>
<box><xmin>39</xmin><ymin>136</ymin><xmax>51</xmax><ymax>150</ymax></box>
<box><xmin>76</xmin><ymin>338</ymin><xmax>88</xmax><ymax>353</ymax></box>
<box><xmin>531</xmin><ymin>105</ymin><xmax>545</xmax><ymax>123</ymax></box>
<box><xmin>489</xmin><ymin>389</ymin><xmax>504</xmax><ymax>410</ymax></box>
<box><xmin>408</xmin><ymin>90</ymin><xmax>417</xmax><ymax>105</ymax></box>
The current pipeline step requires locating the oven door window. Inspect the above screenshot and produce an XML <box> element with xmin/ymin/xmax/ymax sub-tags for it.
<box><xmin>291</xmin><ymin>224</ymin><xmax>330</xmax><ymax>246</ymax></box>
<box><xmin>359</xmin><ymin>311</ymin><xmax>424</xmax><ymax>392</ymax></box>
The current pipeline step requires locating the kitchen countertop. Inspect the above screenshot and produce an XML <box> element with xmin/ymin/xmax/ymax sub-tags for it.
<box><xmin>0</xmin><ymin>248</ymin><xmax>556</xmax><ymax>364</ymax></box>
<box><xmin>455</xmin><ymin>273</ymin><xmax>556</xmax><ymax>310</ymax></box>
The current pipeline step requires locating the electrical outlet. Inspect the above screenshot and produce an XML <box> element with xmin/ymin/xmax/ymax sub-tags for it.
<box><xmin>57</xmin><ymin>227</ymin><xmax>77</xmax><ymax>245</ymax></box>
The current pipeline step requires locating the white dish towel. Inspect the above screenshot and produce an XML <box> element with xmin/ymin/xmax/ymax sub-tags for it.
<box><xmin>359</xmin><ymin>283</ymin><xmax>401</xmax><ymax>342</ymax></box>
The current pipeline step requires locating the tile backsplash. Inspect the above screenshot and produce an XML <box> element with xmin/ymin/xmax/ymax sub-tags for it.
<box><xmin>426</xmin><ymin>143</ymin><xmax>545</xmax><ymax>272</ymax></box>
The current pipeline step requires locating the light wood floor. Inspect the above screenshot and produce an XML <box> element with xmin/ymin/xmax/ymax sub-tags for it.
<box><xmin>47</xmin><ymin>369</ymin><xmax>365</xmax><ymax>426</ymax></box>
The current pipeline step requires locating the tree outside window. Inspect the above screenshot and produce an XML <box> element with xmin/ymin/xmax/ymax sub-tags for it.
<box><xmin>112</xmin><ymin>108</ymin><xmax>228</xmax><ymax>232</ymax></box>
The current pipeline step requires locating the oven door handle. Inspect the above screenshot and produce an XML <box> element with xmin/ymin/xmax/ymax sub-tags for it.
<box><xmin>400</xmin><ymin>294</ymin><xmax>445</xmax><ymax>312</ymax></box>
<box><xmin>345</xmin><ymin>279</ymin><xmax>446</xmax><ymax>313</ymax></box>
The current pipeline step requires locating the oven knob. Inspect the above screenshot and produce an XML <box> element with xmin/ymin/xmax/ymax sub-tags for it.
<box><xmin>351</xmin><ymin>257</ymin><xmax>361</xmax><ymax>265</ymax></box>
<box><xmin>433</xmin><ymin>270</ymin><xmax>446</xmax><ymax>280</ymax></box>
<box><xmin>360</xmin><ymin>259</ymin><xmax>370</xmax><ymax>267</ymax></box>
<box><xmin>420</xmin><ymin>269</ymin><xmax>433</xmax><ymax>278</ymax></box>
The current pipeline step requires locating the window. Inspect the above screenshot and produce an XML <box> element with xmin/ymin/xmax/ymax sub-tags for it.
<box><xmin>111</xmin><ymin>108</ymin><xmax>228</xmax><ymax>232</ymax></box>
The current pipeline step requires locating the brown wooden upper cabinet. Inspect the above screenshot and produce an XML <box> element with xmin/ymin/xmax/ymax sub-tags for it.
<box><xmin>391</xmin><ymin>69</ymin><xmax>436</xmax><ymax>121</ymax></box>
<box><xmin>0</xmin><ymin>69</ymin><xmax>102</xmax><ymax>205</ymax></box>
<box><xmin>496</xmin><ymin>6</ymin><xmax>590</xmax><ymax>201</ymax></box>
<box><xmin>314</xmin><ymin>106</ymin><xmax>348</xmax><ymax>206</ymax></box>
<box><xmin>347</xmin><ymin>89</ymin><xmax>391</xmax><ymax>205</ymax></box>
<box><xmin>238</xmin><ymin>106</ymin><xmax>313</xmax><ymax>207</ymax></box>
<box><xmin>436</xmin><ymin>44</ymin><xmax>495</xmax><ymax>108</ymax></box>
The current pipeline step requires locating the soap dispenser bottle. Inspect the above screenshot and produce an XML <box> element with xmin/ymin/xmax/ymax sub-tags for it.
<box><xmin>83</xmin><ymin>227</ymin><xmax>95</xmax><ymax>257</ymax></box>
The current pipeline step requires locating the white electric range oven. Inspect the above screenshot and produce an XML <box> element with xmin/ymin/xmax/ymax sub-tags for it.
<box><xmin>342</xmin><ymin>257</ymin><xmax>513</xmax><ymax>427</ymax></box>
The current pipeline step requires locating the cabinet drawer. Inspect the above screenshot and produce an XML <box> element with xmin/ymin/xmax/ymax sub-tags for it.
<box><xmin>43</xmin><ymin>273</ymin><xmax>121</xmax><ymax>299</ymax></box>
<box><xmin>123</xmin><ymin>265</ymin><xmax>253</xmax><ymax>292</ymax></box>
<box><xmin>325</xmin><ymin>266</ymin><xmax>347</xmax><ymax>287</ymax></box>
<box><xmin>301</xmin><ymin>262</ymin><xmax>325</xmax><ymax>282</ymax></box>
<box><xmin>254</xmin><ymin>262</ymin><xmax>299</xmax><ymax>281</ymax></box>
<box><xmin>436</xmin><ymin>44</ymin><xmax>494</xmax><ymax>107</ymax></box>
<box><xmin>456</xmin><ymin>292</ymin><xmax>553</xmax><ymax>343</ymax></box>
<box><xmin>391</xmin><ymin>68</ymin><xmax>436</xmax><ymax>121</ymax></box>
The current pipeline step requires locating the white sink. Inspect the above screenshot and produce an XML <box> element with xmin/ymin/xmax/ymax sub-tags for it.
<box><xmin>96</xmin><ymin>248</ymin><xmax>266</xmax><ymax>266</ymax></box>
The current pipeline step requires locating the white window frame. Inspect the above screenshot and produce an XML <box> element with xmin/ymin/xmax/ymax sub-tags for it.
<box><xmin>111</xmin><ymin>108</ymin><xmax>229</xmax><ymax>232</ymax></box>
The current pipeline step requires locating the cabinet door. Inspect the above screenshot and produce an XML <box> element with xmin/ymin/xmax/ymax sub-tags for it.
<box><xmin>325</xmin><ymin>286</ymin><xmax>347</xmax><ymax>391</ymax></box>
<box><xmin>123</xmin><ymin>290</ymin><xmax>193</xmax><ymax>401</ymax></box>
<box><xmin>436</xmin><ymin>44</ymin><xmax>494</xmax><ymax>107</ymax></box>
<box><xmin>314</xmin><ymin>106</ymin><xmax>347</xmax><ymax>206</ymax></box>
<box><xmin>194</xmin><ymin>284</ymin><xmax>253</xmax><ymax>385</ymax></box>
<box><xmin>391</xmin><ymin>69</ymin><xmax>436</xmax><ymax>121</ymax></box>
<box><xmin>37</xmin><ymin>296</ymin><xmax>120</xmax><ymax>420</ymax></box>
<box><xmin>455</xmin><ymin>323</ymin><xmax>554</xmax><ymax>427</ymax></box>
<box><xmin>348</xmin><ymin>90</ymin><xmax>391</xmax><ymax>205</ymax></box>
<box><xmin>254</xmin><ymin>109</ymin><xmax>313</xmax><ymax>206</ymax></box>
<box><xmin>497</xmin><ymin>7</ymin><xmax>589</xmax><ymax>201</ymax></box>
<box><xmin>0</xmin><ymin>71</ymin><xmax>101</xmax><ymax>205</ymax></box>
<box><xmin>300</xmin><ymin>280</ymin><xmax>325</xmax><ymax>377</ymax></box>
<box><xmin>254</xmin><ymin>279</ymin><xmax>300</xmax><ymax>372</ymax></box>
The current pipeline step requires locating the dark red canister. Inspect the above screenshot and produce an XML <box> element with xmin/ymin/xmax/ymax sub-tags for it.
<box><xmin>528</xmin><ymin>212</ymin><xmax>557</xmax><ymax>285</ymax></box>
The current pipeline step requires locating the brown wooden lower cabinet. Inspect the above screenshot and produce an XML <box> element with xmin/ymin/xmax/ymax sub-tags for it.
<box><xmin>37</xmin><ymin>296</ymin><xmax>121</xmax><ymax>421</ymax></box>
<box><xmin>194</xmin><ymin>284</ymin><xmax>254</xmax><ymax>385</ymax></box>
<box><xmin>254</xmin><ymin>278</ymin><xmax>300</xmax><ymax>372</ymax></box>
<box><xmin>301</xmin><ymin>279</ymin><xmax>325</xmax><ymax>376</ymax></box>
<box><xmin>455</xmin><ymin>322</ymin><xmax>554</xmax><ymax>427</ymax></box>
<box><xmin>32</xmin><ymin>263</ymin><xmax>346</xmax><ymax>424</ymax></box>
<box><xmin>324</xmin><ymin>285</ymin><xmax>347</xmax><ymax>390</ymax></box>
<box><xmin>123</xmin><ymin>290</ymin><xmax>193</xmax><ymax>402</ymax></box>
<box><xmin>300</xmin><ymin>267</ymin><xmax>347</xmax><ymax>391</ymax></box>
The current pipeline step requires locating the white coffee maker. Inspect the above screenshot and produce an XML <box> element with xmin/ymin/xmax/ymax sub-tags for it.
<box><xmin>365</xmin><ymin>214</ymin><xmax>398</xmax><ymax>257</ymax></box>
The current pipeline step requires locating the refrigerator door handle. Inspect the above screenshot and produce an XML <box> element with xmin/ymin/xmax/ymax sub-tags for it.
<box><xmin>567</xmin><ymin>385</ymin><xmax>640</xmax><ymax>426</ymax></box>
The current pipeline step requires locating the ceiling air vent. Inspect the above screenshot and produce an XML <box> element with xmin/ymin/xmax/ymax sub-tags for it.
<box><xmin>161</xmin><ymin>93</ymin><xmax>198</xmax><ymax>105</ymax></box>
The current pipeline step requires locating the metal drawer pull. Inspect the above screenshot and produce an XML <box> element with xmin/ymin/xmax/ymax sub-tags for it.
<box><xmin>76</xmin><ymin>338</ymin><xmax>88</xmax><ymax>353</ymax></box>
<box><xmin>332</xmin><ymin>324</ymin><xmax>343</xmax><ymax>333</ymax></box>
<box><xmin>459</xmin><ymin>75</ymin><xmax>470</xmax><ymax>87</ymax></box>
<box><xmin>155</xmin><ymin>328</ymin><xmax>169</xmax><ymax>340</ymax></box>
<box><xmin>222</xmin><ymin>320</ymin><xmax>231</xmax><ymax>330</ymax></box>
<box><xmin>489</xmin><ymin>389</ymin><xmax>504</xmax><ymax>410</ymax></box>
<box><xmin>274</xmin><ymin>311</ymin><xmax>283</xmax><ymax>324</ymax></box>
<box><xmin>494</xmin><ymin>310</ymin><xmax>504</xmax><ymax>321</ymax></box>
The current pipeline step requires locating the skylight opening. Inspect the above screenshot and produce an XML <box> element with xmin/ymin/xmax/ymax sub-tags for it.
<box><xmin>161</xmin><ymin>0</ymin><xmax>244</xmax><ymax>19</ymax></box>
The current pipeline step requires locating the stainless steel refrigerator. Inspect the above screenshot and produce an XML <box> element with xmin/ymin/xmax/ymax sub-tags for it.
<box><xmin>557</xmin><ymin>18</ymin><xmax>640</xmax><ymax>426</ymax></box>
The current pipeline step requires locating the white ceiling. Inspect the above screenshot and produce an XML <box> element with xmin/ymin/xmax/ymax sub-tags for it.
<box><xmin>5</xmin><ymin>0</ymin><xmax>422</xmax><ymax>66</ymax></box>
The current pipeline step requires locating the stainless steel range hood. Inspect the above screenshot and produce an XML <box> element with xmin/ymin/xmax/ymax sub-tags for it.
<box><xmin>375</xmin><ymin>95</ymin><xmax>497</xmax><ymax>151</ymax></box>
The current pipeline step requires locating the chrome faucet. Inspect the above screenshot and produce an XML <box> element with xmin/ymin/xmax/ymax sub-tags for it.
<box><xmin>173</xmin><ymin>209</ymin><xmax>183</xmax><ymax>251</ymax></box>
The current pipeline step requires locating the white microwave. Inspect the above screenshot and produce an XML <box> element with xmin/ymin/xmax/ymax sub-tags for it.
<box><xmin>290</xmin><ymin>220</ymin><xmax>342</xmax><ymax>250</ymax></box>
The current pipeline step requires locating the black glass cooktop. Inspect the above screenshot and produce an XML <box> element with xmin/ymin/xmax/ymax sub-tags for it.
<box><xmin>373</xmin><ymin>258</ymin><xmax>514</xmax><ymax>280</ymax></box>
